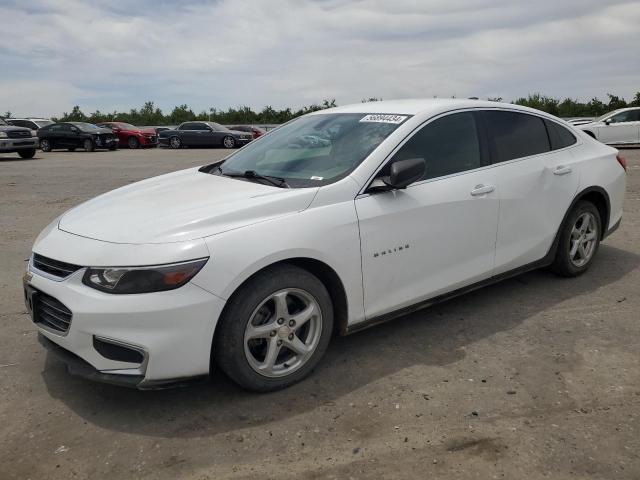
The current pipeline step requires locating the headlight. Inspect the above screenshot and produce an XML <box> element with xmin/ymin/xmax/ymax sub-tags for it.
<box><xmin>0</xmin><ymin>132</ymin><xmax>7</xmax><ymax>138</ymax></box>
<box><xmin>82</xmin><ymin>258</ymin><xmax>208</xmax><ymax>294</ymax></box>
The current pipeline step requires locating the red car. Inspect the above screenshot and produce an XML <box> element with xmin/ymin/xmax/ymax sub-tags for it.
<box><xmin>228</xmin><ymin>125</ymin><xmax>266</xmax><ymax>139</ymax></box>
<box><xmin>96</xmin><ymin>122</ymin><xmax>158</xmax><ymax>149</ymax></box>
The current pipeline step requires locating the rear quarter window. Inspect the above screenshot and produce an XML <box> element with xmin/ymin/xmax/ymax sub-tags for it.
<box><xmin>544</xmin><ymin>120</ymin><xmax>577</xmax><ymax>150</ymax></box>
<box><xmin>483</xmin><ymin>111</ymin><xmax>550</xmax><ymax>163</ymax></box>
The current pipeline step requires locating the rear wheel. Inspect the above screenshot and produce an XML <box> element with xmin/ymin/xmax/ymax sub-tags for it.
<box><xmin>40</xmin><ymin>139</ymin><xmax>52</xmax><ymax>152</ymax></box>
<box><xmin>169</xmin><ymin>136</ymin><xmax>182</xmax><ymax>149</ymax></box>
<box><xmin>551</xmin><ymin>201</ymin><xmax>601</xmax><ymax>277</ymax></box>
<box><xmin>127</xmin><ymin>136</ymin><xmax>139</xmax><ymax>149</ymax></box>
<box><xmin>68</xmin><ymin>147</ymin><xmax>76</xmax><ymax>152</ymax></box>
<box><xmin>222</xmin><ymin>136</ymin><xmax>236</xmax><ymax>149</ymax></box>
<box><xmin>18</xmin><ymin>148</ymin><xmax>36</xmax><ymax>159</ymax></box>
<box><xmin>214</xmin><ymin>264</ymin><xmax>333</xmax><ymax>392</ymax></box>
<box><xmin>83</xmin><ymin>138</ymin><xmax>95</xmax><ymax>152</ymax></box>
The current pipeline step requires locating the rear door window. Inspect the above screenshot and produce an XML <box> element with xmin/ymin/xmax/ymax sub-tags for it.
<box><xmin>482</xmin><ymin>111</ymin><xmax>550</xmax><ymax>163</ymax></box>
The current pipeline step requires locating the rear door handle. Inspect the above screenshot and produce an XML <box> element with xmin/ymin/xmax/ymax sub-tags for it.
<box><xmin>553</xmin><ymin>165</ymin><xmax>572</xmax><ymax>176</ymax></box>
<box><xmin>470</xmin><ymin>184</ymin><xmax>495</xmax><ymax>196</ymax></box>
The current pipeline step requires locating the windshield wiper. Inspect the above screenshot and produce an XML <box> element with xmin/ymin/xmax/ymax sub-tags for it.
<box><xmin>222</xmin><ymin>170</ymin><xmax>290</xmax><ymax>188</ymax></box>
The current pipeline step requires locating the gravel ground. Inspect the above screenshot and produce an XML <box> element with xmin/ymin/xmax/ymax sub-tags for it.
<box><xmin>1</xmin><ymin>146</ymin><xmax>639</xmax><ymax>480</ymax></box>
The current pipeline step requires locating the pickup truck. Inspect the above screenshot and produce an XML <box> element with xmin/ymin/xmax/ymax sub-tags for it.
<box><xmin>0</xmin><ymin>118</ymin><xmax>39</xmax><ymax>158</ymax></box>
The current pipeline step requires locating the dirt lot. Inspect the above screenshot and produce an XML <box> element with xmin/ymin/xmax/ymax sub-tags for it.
<box><xmin>1</xmin><ymin>147</ymin><xmax>639</xmax><ymax>479</ymax></box>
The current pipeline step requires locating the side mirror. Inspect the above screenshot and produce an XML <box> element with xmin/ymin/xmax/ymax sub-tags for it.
<box><xmin>604</xmin><ymin>119</ymin><xmax>611</xmax><ymax>125</ymax></box>
<box><xmin>71</xmin><ymin>127</ymin><xmax>79</xmax><ymax>133</ymax></box>
<box><xmin>367</xmin><ymin>158</ymin><xmax>426</xmax><ymax>192</ymax></box>
<box><xmin>384</xmin><ymin>158</ymin><xmax>426</xmax><ymax>189</ymax></box>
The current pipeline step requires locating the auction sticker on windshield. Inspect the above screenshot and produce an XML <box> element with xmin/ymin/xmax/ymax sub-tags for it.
<box><xmin>359</xmin><ymin>114</ymin><xmax>408</xmax><ymax>124</ymax></box>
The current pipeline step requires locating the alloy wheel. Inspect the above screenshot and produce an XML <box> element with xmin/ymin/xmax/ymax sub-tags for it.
<box><xmin>170</xmin><ymin>136</ymin><xmax>181</xmax><ymax>149</ymax></box>
<box><xmin>569</xmin><ymin>212</ymin><xmax>598</xmax><ymax>267</ymax></box>
<box><xmin>243</xmin><ymin>288</ymin><xmax>322</xmax><ymax>378</ymax></box>
<box><xmin>223</xmin><ymin>136</ymin><xmax>235</xmax><ymax>148</ymax></box>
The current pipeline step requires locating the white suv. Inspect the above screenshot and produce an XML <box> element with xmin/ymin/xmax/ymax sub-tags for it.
<box><xmin>578</xmin><ymin>107</ymin><xmax>640</xmax><ymax>145</ymax></box>
<box><xmin>25</xmin><ymin>99</ymin><xmax>626</xmax><ymax>391</ymax></box>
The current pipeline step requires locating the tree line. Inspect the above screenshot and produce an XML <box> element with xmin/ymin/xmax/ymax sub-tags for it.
<box><xmin>47</xmin><ymin>99</ymin><xmax>338</xmax><ymax>126</ymax></box>
<box><xmin>4</xmin><ymin>92</ymin><xmax>639</xmax><ymax>125</ymax></box>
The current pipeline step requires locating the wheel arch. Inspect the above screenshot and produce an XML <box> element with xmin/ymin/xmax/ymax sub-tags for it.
<box><xmin>211</xmin><ymin>256</ymin><xmax>349</xmax><ymax>361</ymax></box>
<box><xmin>545</xmin><ymin>185</ymin><xmax>611</xmax><ymax>264</ymax></box>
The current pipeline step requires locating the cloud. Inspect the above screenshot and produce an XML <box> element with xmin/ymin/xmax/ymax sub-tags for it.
<box><xmin>1</xmin><ymin>0</ymin><xmax>638</xmax><ymax>116</ymax></box>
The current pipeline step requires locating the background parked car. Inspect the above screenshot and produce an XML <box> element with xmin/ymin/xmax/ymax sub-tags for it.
<box><xmin>37</xmin><ymin>122</ymin><xmax>118</xmax><ymax>152</ymax></box>
<box><xmin>6</xmin><ymin>118</ymin><xmax>55</xmax><ymax>136</ymax></box>
<box><xmin>227</xmin><ymin>125</ymin><xmax>266</xmax><ymax>139</ymax></box>
<box><xmin>158</xmin><ymin>121</ymin><xmax>252</xmax><ymax>149</ymax></box>
<box><xmin>96</xmin><ymin>121</ymin><xmax>158</xmax><ymax>149</ymax></box>
<box><xmin>578</xmin><ymin>107</ymin><xmax>640</xmax><ymax>145</ymax></box>
<box><xmin>0</xmin><ymin>117</ymin><xmax>38</xmax><ymax>158</ymax></box>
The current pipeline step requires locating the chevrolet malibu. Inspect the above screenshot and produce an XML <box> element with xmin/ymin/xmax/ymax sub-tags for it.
<box><xmin>25</xmin><ymin>99</ymin><xmax>626</xmax><ymax>391</ymax></box>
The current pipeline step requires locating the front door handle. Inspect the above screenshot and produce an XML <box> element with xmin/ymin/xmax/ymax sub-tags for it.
<box><xmin>554</xmin><ymin>165</ymin><xmax>572</xmax><ymax>176</ymax></box>
<box><xmin>470</xmin><ymin>184</ymin><xmax>495</xmax><ymax>196</ymax></box>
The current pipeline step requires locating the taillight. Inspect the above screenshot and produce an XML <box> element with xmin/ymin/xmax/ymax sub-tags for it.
<box><xmin>616</xmin><ymin>154</ymin><xmax>627</xmax><ymax>172</ymax></box>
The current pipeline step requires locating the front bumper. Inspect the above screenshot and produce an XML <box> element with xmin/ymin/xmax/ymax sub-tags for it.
<box><xmin>0</xmin><ymin>137</ymin><xmax>38</xmax><ymax>151</ymax></box>
<box><xmin>26</xmin><ymin>261</ymin><xmax>226</xmax><ymax>388</ymax></box>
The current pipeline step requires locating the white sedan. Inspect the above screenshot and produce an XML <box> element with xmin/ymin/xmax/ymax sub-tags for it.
<box><xmin>25</xmin><ymin>99</ymin><xmax>626</xmax><ymax>391</ymax></box>
<box><xmin>578</xmin><ymin>107</ymin><xmax>640</xmax><ymax>145</ymax></box>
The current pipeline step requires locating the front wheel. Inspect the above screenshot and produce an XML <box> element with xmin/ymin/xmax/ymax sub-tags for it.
<box><xmin>127</xmin><ymin>136</ymin><xmax>139</xmax><ymax>149</ymax></box>
<box><xmin>83</xmin><ymin>138</ymin><xmax>95</xmax><ymax>152</ymax></box>
<box><xmin>18</xmin><ymin>148</ymin><xmax>36</xmax><ymax>159</ymax></box>
<box><xmin>222</xmin><ymin>136</ymin><xmax>236</xmax><ymax>149</ymax></box>
<box><xmin>214</xmin><ymin>264</ymin><xmax>334</xmax><ymax>392</ymax></box>
<box><xmin>551</xmin><ymin>201</ymin><xmax>601</xmax><ymax>277</ymax></box>
<box><xmin>40</xmin><ymin>139</ymin><xmax>52</xmax><ymax>152</ymax></box>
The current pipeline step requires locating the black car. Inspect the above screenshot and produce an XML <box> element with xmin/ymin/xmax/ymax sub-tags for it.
<box><xmin>37</xmin><ymin>122</ymin><xmax>118</xmax><ymax>152</ymax></box>
<box><xmin>158</xmin><ymin>121</ymin><xmax>252</xmax><ymax>149</ymax></box>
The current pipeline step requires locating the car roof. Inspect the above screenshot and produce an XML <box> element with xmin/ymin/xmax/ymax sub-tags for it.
<box><xmin>313</xmin><ymin>98</ymin><xmax>553</xmax><ymax>118</ymax></box>
<box><xmin>9</xmin><ymin>118</ymin><xmax>51</xmax><ymax>121</ymax></box>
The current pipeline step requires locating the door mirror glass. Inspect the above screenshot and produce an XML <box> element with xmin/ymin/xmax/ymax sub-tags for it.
<box><xmin>71</xmin><ymin>127</ymin><xmax>80</xmax><ymax>133</ymax></box>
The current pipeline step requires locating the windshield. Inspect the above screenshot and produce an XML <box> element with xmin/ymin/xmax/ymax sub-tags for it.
<box><xmin>217</xmin><ymin>113</ymin><xmax>408</xmax><ymax>187</ymax></box>
<box><xmin>116</xmin><ymin>123</ymin><xmax>138</xmax><ymax>130</ymax></box>
<box><xmin>211</xmin><ymin>122</ymin><xmax>227</xmax><ymax>131</ymax></box>
<box><xmin>595</xmin><ymin>110</ymin><xmax>622</xmax><ymax>122</ymax></box>
<box><xmin>35</xmin><ymin>120</ymin><xmax>54</xmax><ymax>128</ymax></box>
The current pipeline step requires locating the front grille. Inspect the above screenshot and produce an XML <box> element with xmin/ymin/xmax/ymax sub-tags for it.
<box><xmin>7</xmin><ymin>130</ymin><xmax>31</xmax><ymax>139</ymax></box>
<box><xmin>33</xmin><ymin>253</ymin><xmax>82</xmax><ymax>279</ymax></box>
<box><xmin>33</xmin><ymin>291</ymin><xmax>72</xmax><ymax>334</ymax></box>
<box><xmin>148</xmin><ymin>135</ymin><xmax>157</xmax><ymax>142</ymax></box>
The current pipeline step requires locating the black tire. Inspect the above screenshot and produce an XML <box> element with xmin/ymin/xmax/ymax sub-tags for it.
<box><xmin>18</xmin><ymin>148</ymin><xmax>36</xmax><ymax>159</ymax></box>
<box><xmin>169</xmin><ymin>136</ymin><xmax>182</xmax><ymax>149</ymax></box>
<box><xmin>222</xmin><ymin>136</ymin><xmax>236</xmax><ymax>149</ymax></box>
<box><xmin>551</xmin><ymin>200</ymin><xmax>601</xmax><ymax>277</ymax></box>
<box><xmin>127</xmin><ymin>136</ymin><xmax>139</xmax><ymax>149</ymax></box>
<box><xmin>214</xmin><ymin>264</ymin><xmax>334</xmax><ymax>392</ymax></box>
<box><xmin>83</xmin><ymin>138</ymin><xmax>95</xmax><ymax>152</ymax></box>
<box><xmin>40</xmin><ymin>139</ymin><xmax>52</xmax><ymax>152</ymax></box>
<box><xmin>68</xmin><ymin>147</ymin><xmax>76</xmax><ymax>152</ymax></box>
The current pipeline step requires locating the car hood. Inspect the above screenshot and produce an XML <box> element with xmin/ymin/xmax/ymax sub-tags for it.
<box><xmin>58</xmin><ymin>168</ymin><xmax>318</xmax><ymax>244</ymax></box>
<box><xmin>0</xmin><ymin>125</ymin><xmax>30</xmax><ymax>133</ymax></box>
<box><xmin>577</xmin><ymin>121</ymin><xmax>605</xmax><ymax>129</ymax></box>
<box><xmin>85</xmin><ymin>127</ymin><xmax>114</xmax><ymax>134</ymax></box>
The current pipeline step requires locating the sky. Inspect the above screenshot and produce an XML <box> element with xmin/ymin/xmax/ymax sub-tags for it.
<box><xmin>1</xmin><ymin>0</ymin><xmax>639</xmax><ymax>117</ymax></box>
